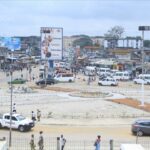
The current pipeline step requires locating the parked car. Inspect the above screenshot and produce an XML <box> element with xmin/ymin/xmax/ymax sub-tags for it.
<box><xmin>36</xmin><ymin>78</ymin><xmax>56</xmax><ymax>85</ymax></box>
<box><xmin>132</xmin><ymin>119</ymin><xmax>150</xmax><ymax>136</ymax></box>
<box><xmin>134</xmin><ymin>74</ymin><xmax>150</xmax><ymax>84</ymax></box>
<box><xmin>8</xmin><ymin>78</ymin><xmax>26</xmax><ymax>84</ymax></box>
<box><xmin>0</xmin><ymin>113</ymin><xmax>34</xmax><ymax>132</ymax></box>
<box><xmin>133</xmin><ymin>77</ymin><xmax>148</xmax><ymax>84</ymax></box>
<box><xmin>120</xmin><ymin>144</ymin><xmax>145</xmax><ymax>150</ymax></box>
<box><xmin>98</xmin><ymin>77</ymin><xmax>118</xmax><ymax>86</ymax></box>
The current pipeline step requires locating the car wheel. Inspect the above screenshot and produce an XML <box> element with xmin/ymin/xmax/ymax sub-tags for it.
<box><xmin>137</xmin><ymin>130</ymin><xmax>143</xmax><ymax>136</ymax></box>
<box><xmin>134</xmin><ymin>81</ymin><xmax>137</xmax><ymax>84</ymax></box>
<box><xmin>19</xmin><ymin>125</ymin><xmax>25</xmax><ymax>132</ymax></box>
<box><xmin>69</xmin><ymin>79</ymin><xmax>72</xmax><ymax>82</ymax></box>
<box><xmin>98</xmin><ymin>83</ymin><xmax>102</xmax><ymax>86</ymax></box>
<box><xmin>111</xmin><ymin>84</ymin><xmax>114</xmax><ymax>86</ymax></box>
<box><xmin>0</xmin><ymin>123</ymin><xmax>2</xmax><ymax>128</ymax></box>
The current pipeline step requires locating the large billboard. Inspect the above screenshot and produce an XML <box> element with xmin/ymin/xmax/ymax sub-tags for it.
<box><xmin>0</xmin><ymin>37</ymin><xmax>21</xmax><ymax>51</ymax></box>
<box><xmin>41</xmin><ymin>27</ymin><xmax>63</xmax><ymax>60</ymax></box>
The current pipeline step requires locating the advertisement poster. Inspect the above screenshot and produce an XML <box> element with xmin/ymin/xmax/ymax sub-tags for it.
<box><xmin>0</xmin><ymin>37</ymin><xmax>21</xmax><ymax>51</ymax></box>
<box><xmin>41</xmin><ymin>27</ymin><xmax>63</xmax><ymax>60</ymax></box>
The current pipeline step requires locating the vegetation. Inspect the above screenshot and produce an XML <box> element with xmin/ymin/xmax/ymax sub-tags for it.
<box><xmin>72</xmin><ymin>35</ymin><xmax>93</xmax><ymax>49</ymax></box>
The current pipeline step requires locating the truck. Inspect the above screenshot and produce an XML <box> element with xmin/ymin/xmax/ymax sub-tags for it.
<box><xmin>0</xmin><ymin>113</ymin><xmax>34</xmax><ymax>132</ymax></box>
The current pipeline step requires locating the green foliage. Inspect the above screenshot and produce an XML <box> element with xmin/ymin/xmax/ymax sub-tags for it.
<box><xmin>72</xmin><ymin>35</ymin><xmax>93</xmax><ymax>49</ymax></box>
<box><xmin>144</xmin><ymin>40</ymin><xmax>150</xmax><ymax>47</ymax></box>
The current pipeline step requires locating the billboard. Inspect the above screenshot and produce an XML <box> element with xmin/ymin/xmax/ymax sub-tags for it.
<box><xmin>0</xmin><ymin>37</ymin><xmax>21</xmax><ymax>51</ymax></box>
<box><xmin>40</xmin><ymin>27</ymin><xmax>63</xmax><ymax>60</ymax></box>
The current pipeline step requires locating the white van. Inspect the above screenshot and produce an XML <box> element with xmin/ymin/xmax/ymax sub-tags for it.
<box><xmin>113</xmin><ymin>71</ymin><xmax>130</xmax><ymax>81</ymax></box>
<box><xmin>54</xmin><ymin>73</ymin><xmax>74</xmax><ymax>82</ymax></box>
<box><xmin>97</xmin><ymin>68</ymin><xmax>111</xmax><ymax>76</ymax></box>
<box><xmin>120</xmin><ymin>144</ymin><xmax>145</xmax><ymax>150</ymax></box>
<box><xmin>84</xmin><ymin>66</ymin><xmax>96</xmax><ymax>76</ymax></box>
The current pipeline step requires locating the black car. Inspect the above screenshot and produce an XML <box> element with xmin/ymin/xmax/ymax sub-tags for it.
<box><xmin>132</xmin><ymin>119</ymin><xmax>150</xmax><ymax>136</ymax></box>
<box><xmin>36</xmin><ymin>78</ymin><xmax>56</xmax><ymax>85</ymax></box>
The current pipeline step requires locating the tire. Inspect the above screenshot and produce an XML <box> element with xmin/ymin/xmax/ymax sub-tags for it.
<box><xmin>137</xmin><ymin>130</ymin><xmax>144</xmax><ymax>136</ymax></box>
<box><xmin>111</xmin><ymin>84</ymin><xmax>114</xmax><ymax>86</ymax></box>
<box><xmin>134</xmin><ymin>81</ymin><xmax>137</xmax><ymax>84</ymax></box>
<box><xmin>0</xmin><ymin>123</ymin><xmax>2</xmax><ymax>128</ymax></box>
<box><xmin>98</xmin><ymin>83</ymin><xmax>102</xmax><ymax>86</ymax></box>
<box><xmin>19</xmin><ymin>125</ymin><xmax>25</xmax><ymax>132</ymax></box>
<box><xmin>69</xmin><ymin>79</ymin><xmax>72</xmax><ymax>82</ymax></box>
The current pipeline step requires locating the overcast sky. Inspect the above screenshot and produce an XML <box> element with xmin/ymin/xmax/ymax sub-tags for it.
<box><xmin>0</xmin><ymin>0</ymin><xmax>150</xmax><ymax>39</ymax></box>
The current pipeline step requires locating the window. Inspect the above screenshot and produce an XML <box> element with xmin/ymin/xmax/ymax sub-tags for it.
<box><xmin>5</xmin><ymin>115</ymin><xmax>10</xmax><ymax>120</ymax></box>
<box><xmin>12</xmin><ymin>116</ymin><xmax>17</xmax><ymax>121</ymax></box>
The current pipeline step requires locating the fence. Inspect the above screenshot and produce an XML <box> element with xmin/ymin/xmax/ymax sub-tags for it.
<box><xmin>2</xmin><ymin>136</ymin><xmax>150</xmax><ymax>150</ymax></box>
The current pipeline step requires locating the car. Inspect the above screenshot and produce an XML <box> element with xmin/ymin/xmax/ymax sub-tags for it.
<box><xmin>133</xmin><ymin>78</ymin><xmax>148</xmax><ymax>84</ymax></box>
<box><xmin>132</xmin><ymin>119</ymin><xmax>150</xmax><ymax>136</ymax></box>
<box><xmin>120</xmin><ymin>144</ymin><xmax>145</xmax><ymax>150</ymax></box>
<box><xmin>98</xmin><ymin>77</ymin><xmax>118</xmax><ymax>86</ymax></box>
<box><xmin>36</xmin><ymin>78</ymin><xmax>56</xmax><ymax>85</ymax></box>
<box><xmin>8</xmin><ymin>78</ymin><xmax>26</xmax><ymax>84</ymax></box>
<box><xmin>0</xmin><ymin>113</ymin><xmax>34</xmax><ymax>132</ymax></box>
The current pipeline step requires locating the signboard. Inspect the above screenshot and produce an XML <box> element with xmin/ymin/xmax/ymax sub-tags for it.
<box><xmin>40</xmin><ymin>27</ymin><xmax>63</xmax><ymax>60</ymax></box>
<box><xmin>139</xmin><ymin>26</ymin><xmax>150</xmax><ymax>31</ymax></box>
<box><xmin>0</xmin><ymin>37</ymin><xmax>21</xmax><ymax>51</ymax></box>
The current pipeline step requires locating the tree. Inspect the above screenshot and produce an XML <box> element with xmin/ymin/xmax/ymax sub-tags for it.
<box><xmin>144</xmin><ymin>40</ymin><xmax>150</xmax><ymax>48</ymax></box>
<box><xmin>72</xmin><ymin>35</ymin><xmax>93</xmax><ymax>49</ymax></box>
<box><xmin>105</xmin><ymin>26</ymin><xmax>124</xmax><ymax>39</ymax></box>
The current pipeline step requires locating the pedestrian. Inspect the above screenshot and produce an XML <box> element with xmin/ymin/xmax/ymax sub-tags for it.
<box><xmin>12</xmin><ymin>103</ymin><xmax>16</xmax><ymax>113</ymax></box>
<box><xmin>94</xmin><ymin>135</ymin><xmax>101</xmax><ymax>150</ymax></box>
<box><xmin>37</xmin><ymin>109</ymin><xmax>41</xmax><ymax>121</ymax></box>
<box><xmin>32</xmin><ymin>74</ymin><xmax>35</xmax><ymax>81</ymax></box>
<box><xmin>29</xmin><ymin>134</ymin><xmax>36</xmax><ymax>150</ymax></box>
<box><xmin>38</xmin><ymin>131</ymin><xmax>44</xmax><ymax>150</ymax></box>
<box><xmin>31</xmin><ymin>111</ymin><xmax>36</xmax><ymax>122</ymax></box>
<box><xmin>59</xmin><ymin>134</ymin><xmax>66</xmax><ymax>150</ymax></box>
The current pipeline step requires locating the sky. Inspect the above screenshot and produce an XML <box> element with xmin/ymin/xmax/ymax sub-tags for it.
<box><xmin>0</xmin><ymin>0</ymin><xmax>150</xmax><ymax>39</ymax></box>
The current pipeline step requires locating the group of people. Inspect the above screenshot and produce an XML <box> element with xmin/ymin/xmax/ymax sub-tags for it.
<box><xmin>31</xmin><ymin>109</ymin><xmax>41</xmax><ymax>122</ymax></box>
<box><xmin>30</xmin><ymin>131</ymin><xmax>44</xmax><ymax>150</ymax></box>
<box><xmin>30</xmin><ymin>133</ymin><xmax>66</xmax><ymax>150</ymax></box>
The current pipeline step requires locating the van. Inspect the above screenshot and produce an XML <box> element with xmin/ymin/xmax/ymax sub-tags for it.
<box><xmin>97</xmin><ymin>68</ymin><xmax>111</xmax><ymax>76</ymax></box>
<box><xmin>120</xmin><ymin>144</ymin><xmax>145</xmax><ymax>150</ymax></box>
<box><xmin>84</xmin><ymin>66</ymin><xmax>96</xmax><ymax>76</ymax></box>
<box><xmin>113</xmin><ymin>71</ymin><xmax>130</xmax><ymax>81</ymax></box>
<box><xmin>54</xmin><ymin>73</ymin><xmax>74</xmax><ymax>82</ymax></box>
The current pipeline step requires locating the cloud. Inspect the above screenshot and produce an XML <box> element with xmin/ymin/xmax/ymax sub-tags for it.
<box><xmin>0</xmin><ymin>0</ymin><xmax>150</xmax><ymax>38</ymax></box>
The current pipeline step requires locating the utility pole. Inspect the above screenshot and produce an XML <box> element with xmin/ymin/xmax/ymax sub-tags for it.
<box><xmin>138</xmin><ymin>26</ymin><xmax>150</xmax><ymax>106</ymax></box>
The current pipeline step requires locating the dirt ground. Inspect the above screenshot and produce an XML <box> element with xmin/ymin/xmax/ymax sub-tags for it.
<box><xmin>112</xmin><ymin>98</ymin><xmax>150</xmax><ymax>113</ymax></box>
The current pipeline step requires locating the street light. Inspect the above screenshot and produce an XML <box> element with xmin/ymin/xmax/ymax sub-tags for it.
<box><xmin>138</xmin><ymin>26</ymin><xmax>150</xmax><ymax>106</ymax></box>
<box><xmin>9</xmin><ymin>70</ymin><xmax>13</xmax><ymax>147</ymax></box>
<box><xmin>9</xmin><ymin>57</ymin><xmax>13</xmax><ymax>148</ymax></box>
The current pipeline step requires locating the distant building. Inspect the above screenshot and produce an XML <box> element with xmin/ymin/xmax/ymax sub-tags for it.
<box><xmin>104</xmin><ymin>37</ymin><xmax>142</xmax><ymax>49</ymax></box>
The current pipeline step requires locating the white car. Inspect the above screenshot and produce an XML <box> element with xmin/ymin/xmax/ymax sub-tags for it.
<box><xmin>98</xmin><ymin>78</ymin><xmax>118</xmax><ymax>86</ymax></box>
<box><xmin>133</xmin><ymin>78</ymin><xmax>148</xmax><ymax>84</ymax></box>
<box><xmin>0</xmin><ymin>113</ymin><xmax>34</xmax><ymax>132</ymax></box>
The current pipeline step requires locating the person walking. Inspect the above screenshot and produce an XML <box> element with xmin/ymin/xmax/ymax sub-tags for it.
<box><xmin>94</xmin><ymin>135</ymin><xmax>101</xmax><ymax>150</ymax></box>
<box><xmin>37</xmin><ymin>109</ymin><xmax>41</xmax><ymax>121</ymax></box>
<box><xmin>38</xmin><ymin>131</ymin><xmax>44</xmax><ymax>150</ymax></box>
<box><xmin>29</xmin><ymin>134</ymin><xmax>36</xmax><ymax>150</ymax></box>
<box><xmin>12</xmin><ymin>103</ymin><xmax>16</xmax><ymax>113</ymax></box>
<box><xmin>59</xmin><ymin>134</ymin><xmax>66</xmax><ymax>150</ymax></box>
<box><xmin>31</xmin><ymin>111</ymin><xmax>36</xmax><ymax>122</ymax></box>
